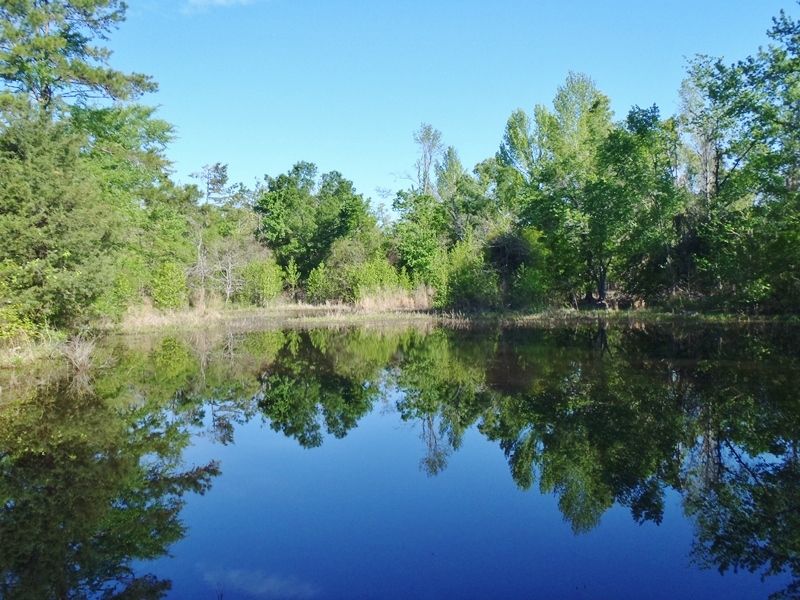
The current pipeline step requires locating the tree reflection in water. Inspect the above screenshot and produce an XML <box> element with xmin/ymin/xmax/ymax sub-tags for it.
<box><xmin>1</xmin><ymin>323</ymin><xmax>798</xmax><ymax>598</ymax></box>
<box><xmin>0</xmin><ymin>363</ymin><xmax>219</xmax><ymax>599</ymax></box>
<box><xmin>254</xmin><ymin>324</ymin><xmax>800</xmax><ymax>598</ymax></box>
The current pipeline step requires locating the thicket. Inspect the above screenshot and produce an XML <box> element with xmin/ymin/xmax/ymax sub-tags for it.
<box><xmin>2</xmin><ymin>1</ymin><xmax>800</xmax><ymax>341</ymax></box>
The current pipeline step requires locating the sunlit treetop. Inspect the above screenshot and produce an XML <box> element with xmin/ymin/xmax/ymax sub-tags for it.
<box><xmin>0</xmin><ymin>0</ymin><xmax>156</xmax><ymax>108</ymax></box>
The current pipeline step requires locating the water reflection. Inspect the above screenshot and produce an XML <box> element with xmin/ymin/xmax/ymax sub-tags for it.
<box><xmin>0</xmin><ymin>366</ymin><xmax>219</xmax><ymax>599</ymax></box>
<box><xmin>1</xmin><ymin>322</ymin><xmax>798</xmax><ymax>598</ymax></box>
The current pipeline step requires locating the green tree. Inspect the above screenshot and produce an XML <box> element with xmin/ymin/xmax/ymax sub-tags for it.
<box><xmin>311</xmin><ymin>170</ymin><xmax>376</xmax><ymax>265</ymax></box>
<box><xmin>241</xmin><ymin>256</ymin><xmax>283</xmax><ymax>306</ymax></box>
<box><xmin>392</xmin><ymin>189</ymin><xmax>447</xmax><ymax>282</ymax></box>
<box><xmin>192</xmin><ymin>162</ymin><xmax>229</xmax><ymax>205</ymax></box>
<box><xmin>0</xmin><ymin>0</ymin><xmax>155</xmax><ymax>108</ymax></box>
<box><xmin>150</xmin><ymin>262</ymin><xmax>187</xmax><ymax>309</ymax></box>
<box><xmin>500</xmin><ymin>72</ymin><xmax>614</xmax><ymax>304</ymax></box>
<box><xmin>255</xmin><ymin>162</ymin><xmax>376</xmax><ymax>282</ymax></box>
<box><xmin>435</xmin><ymin>146</ymin><xmax>488</xmax><ymax>242</ymax></box>
<box><xmin>0</xmin><ymin>108</ymin><xmax>119</xmax><ymax>326</ymax></box>
<box><xmin>284</xmin><ymin>258</ymin><xmax>300</xmax><ymax>300</ymax></box>
<box><xmin>676</xmin><ymin>9</ymin><xmax>800</xmax><ymax>312</ymax></box>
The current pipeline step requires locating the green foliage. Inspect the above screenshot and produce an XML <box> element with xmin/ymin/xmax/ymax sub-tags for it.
<box><xmin>321</xmin><ymin>237</ymin><xmax>371</xmax><ymax>301</ymax></box>
<box><xmin>485</xmin><ymin>223</ymin><xmax>552</xmax><ymax>307</ymax></box>
<box><xmin>392</xmin><ymin>191</ymin><xmax>447</xmax><ymax>282</ymax></box>
<box><xmin>303</xmin><ymin>238</ymin><xmax>406</xmax><ymax>303</ymax></box>
<box><xmin>437</xmin><ymin>239</ymin><xmax>500</xmax><ymax>309</ymax></box>
<box><xmin>150</xmin><ymin>262</ymin><xmax>187</xmax><ymax>310</ymax></box>
<box><xmin>306</xmin><ymin>262</ymin><xmax>331</xmax><ymax>304</ymax></box>
<box><xmin>92</xmin><ymin>253</ymin><xmax>149</xmax><ymax>319</ymax></box>
<box><xmin>241</xmin><ymin>257</ymin><xmax>284</xmax><ymax>306</ymax></box>
<box><xmin>255</xmin><ymin>163</ymin><xmax>376</xmax><ymax>278</ymax></box>
<box><xmin>3</xmin><ymin>0</ymin><xmax>800</xmax><ymax>331</ymax></box>
<box><xmin>0</xmin><ymin>107</ymin><xmax>119</xmax><ymax>327</ymax></box>
<box><xmin>284</xmin><ymin>258</ymin><xmax>300</xmax><ymax>299</ymax></box>
<box><xmin>0</xmin><ymin>365</ymin><xmax>218</xmax><ymax>598</ymax></box>
<box><xmin>0</xmin><ymin>295</ymin><xmax>35</xmax><ymax>342</ymax></box>
<box><xmin>351</xmin><ymin>256</ymin><xmax>407</xmax><ymax>300</ymax></box>
<box><xmin>0</xmin><ymin>0</ymin><xmax>156</xmax><ymax>108</ymax></box>
<box><xmin>425</xmin><ymin>247</ymin><xmax>450</xmax><ymax>303</ymax></box>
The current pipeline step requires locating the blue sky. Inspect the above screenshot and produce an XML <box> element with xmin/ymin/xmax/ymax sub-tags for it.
<box><xmin>111</xmin><ymin>0</ymin><xmax>793</xmax><ymax>206</ymax></box>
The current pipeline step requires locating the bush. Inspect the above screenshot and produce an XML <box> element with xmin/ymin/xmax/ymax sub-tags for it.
<box><xmin>0</xmin><ymin>274</ymin><xmax>35</xmax><ymax>341</ymax></box>
<box><xmin>241</xmin><ymin>258</ymin><xmax>284</xmax><ymax>306</ymax></box>
<box><xmin>437</xmin><ymin>240</ymin><xmax>500</xmax><ymax>309</ymax></box>
<box><xmin>510</xmin><ymin>264</ymin><xmax>550</xmax><ymax>308</ymax></box>
<box><xmin>306</xmin><ymin>262</ymin><xmax>332</xmax><ymax>304</ymax></box>
<box><xmin>351</xmin><ymin>257</ymin><xmax>406</xmax><ymax>300</ymax></box>
<box><xmin>509</xmin><ymin>228</ymin><xmax>551</xmax><ymax>308</ymax></box>
<box><xmin>305</xmin><ymin>252</ymin><xmax>410</xmax><ymax>305</ymax></box>
<box><xmin>322</xmin><ymin>238</ymin><xmax>369</xmax><ymax>301</ymax></box>
<box><xmin>150</xmin><ymin>262</ymin><xmax>188</xmax><ymax>309</ymax></box>
<box><xmin>426</xmin><ymin>248</ymin><xmax>450</xmax><ymax>306</ymax></box>
<box><xmin>92</xmin><ymin>254</ymin><xmax>147</xmax><ymax>319</ymax></box>
<box><xmin>0</xmin><ymin>306</ymin><xmax>35</xmax><ymax>343</ymax></box>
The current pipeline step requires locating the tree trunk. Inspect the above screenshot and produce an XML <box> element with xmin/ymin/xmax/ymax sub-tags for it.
<box><xmin>597</xmin><ymin>268</ymin><xmax>607</xmax><ymax>302</ymax></box>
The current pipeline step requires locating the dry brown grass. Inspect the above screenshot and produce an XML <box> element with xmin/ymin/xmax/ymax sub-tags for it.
<box><xmin>61</xmin><ymin>336</ymin><xmax>99</xmax><ymax>374</ymax></box>
<box><xmin>354</xmin><ymin>286</ymin><xmax>432</xmax><ymax>312</ymax></box>
<box><xmin>114</xmin><ymin>298</ymin><xmax>443</xmax><ymax>334</ymax></box>
<box><xmin>0</xmin><ymin>329</ymin><xmax>63</xmax><ymax>370</ymax></box>
<box><xmin>119</xmin><ymin>304</ymin><xmax>225</xmax><ymax>331</ymax></box>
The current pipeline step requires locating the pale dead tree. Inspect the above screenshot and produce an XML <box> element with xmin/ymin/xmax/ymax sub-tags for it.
<box><xmin>188</xmin><ymin>232</ymin><xmax>213</xmax><ymax>309</ymax></box>
<box><xmin>414</xmin><ymin>123</ymin><xmax>444</xmax><ymax>196</ymax></box>
<box><xmin>215</xmin><ymin>244</ymin><xmax>246</xmax><ymax>304</ymax></box>
<box><xmin>187</xmin><ymin>207</ymin><xmax>216</xmax><ymax>309</ymax></box>
<box><xmin>680</xmin><ymin>79</ymin><xmax>721</xmax><ymax>205</ymax></box>
<box><xmin>212</xmin><ymin>210</ymin><xmax>261</xmax><ymax>304</ymax></box>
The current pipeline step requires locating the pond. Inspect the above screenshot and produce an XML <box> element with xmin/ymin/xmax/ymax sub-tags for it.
<box><xmin>0</xmin><ymin>322</ymin><xmax>798</xmax><ymax>599</ymax></box>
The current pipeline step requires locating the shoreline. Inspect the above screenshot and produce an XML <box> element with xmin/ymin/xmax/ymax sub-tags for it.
<box><xmin>3</xmin><ymin>304</ymin><xmax>799</xmax><ymax>371</ymax></box>
<box><xmin>111</xmin><ymin>304</ymin><xmax>800</xmax><ymax>335</ymax></box>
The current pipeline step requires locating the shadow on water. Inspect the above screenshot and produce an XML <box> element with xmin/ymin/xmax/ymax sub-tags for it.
<box><xmin>1</xmin><ymin>321</ymin><xmax>799</xmax><ymax>598</ymax></box>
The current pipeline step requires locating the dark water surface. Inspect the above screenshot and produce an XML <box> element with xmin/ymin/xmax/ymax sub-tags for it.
<box><xmin>1</xmin><ymin>323</ymin><xmax>798</xmax><ymax>599</ymax></box>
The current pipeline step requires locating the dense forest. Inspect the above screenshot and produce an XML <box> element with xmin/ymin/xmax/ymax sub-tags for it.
<box><xmin>2</xmin><ymin>1</ymin><xmax>800</xmax><ymax>340</ymax></box>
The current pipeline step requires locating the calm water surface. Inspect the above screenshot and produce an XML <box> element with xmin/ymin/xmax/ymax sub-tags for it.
<box><xmin>1</xmin><ymin>323</ymin><xmax>798</xmax><ymax>599</ymax></box>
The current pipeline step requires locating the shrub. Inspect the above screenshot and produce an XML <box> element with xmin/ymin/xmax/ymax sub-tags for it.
<box><xmin>284</xmin><ymin>258</ymin><xmax>300</xmax><ymax>300</ymax></box>
<box><xmin>150</xmin><ymin>262</ymin><xmax>188</xmax><ymax>309</ymax></box>
<box><xmin>92</xmin><ymin>253</ymin><xmax>147</xmax><ymax>319</ymax></box>
<box><xmin>0</xmin><ymin>276</ymin><xmax>35</xmax><ymax>342</ymax></box>
<box><xmin>351</xmin><ymin>257</ymin><xmax>405</xmax><ymax>300</ymax></box>
<box><xmin>241</xmin><ymin>258</ymin><xmax>284</xmax><ymax>306</ymax></box>
<box><xmin>306</xmin><ymin>262</ymin><xmax>332</xmax><ymax>304</ymax></box>
<box><xmin>510</xmin><ymin>264</ymin><xmax>550</xmax><ymax>308</ymax></box>
<box><xmin>420</xmin><ymin>248</ymin><xmax>447</xmax><ymax>306</ymax></box>
<box><xmin>509</xmin><ymin>228</ymin><xmax>551</xmax><ymax>308</ymax></box>
<box><xmin>437</xmin><ymin>240</ymin><xmax>500</xmax><ymax>309</ymax></box>
<box><xmin>0</xmin><ymin>306</ymin><xmax>35</xmax><ymax>343</ymax></box>
<box><xmin>448</xmin><ymin>245</ymin><xmax>501</xmax><ymax>309</ymax></box>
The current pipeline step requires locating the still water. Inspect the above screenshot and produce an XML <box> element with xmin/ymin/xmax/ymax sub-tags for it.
<box><xmin>1</xmin><ymin>323</ymin><xmax>798</xmax><ymax>599</ymax></box>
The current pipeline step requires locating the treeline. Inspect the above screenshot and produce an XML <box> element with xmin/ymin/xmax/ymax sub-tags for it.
<box><xmin>2</xmin><ymin>1</ymin><xmax>800</xmax><ymax>340</ymax></box>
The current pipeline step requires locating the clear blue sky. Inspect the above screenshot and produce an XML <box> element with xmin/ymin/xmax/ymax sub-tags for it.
<box><xmin>111</xmin><ymin>0</ymin><xmax>794</xmax><ymax>206</ymax></box>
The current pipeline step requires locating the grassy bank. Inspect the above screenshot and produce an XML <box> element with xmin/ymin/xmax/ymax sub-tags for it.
<box><xmin>4</xmin><ymin>303</ymin><xmax>799</xmax><ymax>373</ymax></box>
<box><xmin>113</xmin><ymin>303</ymin><xmax>800</xmax><ymax>334</ymax></box>
<box><xmin>113</xmin><ymin>303</ymin><xmax>450</xmax><ymax>334</ymax></box>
